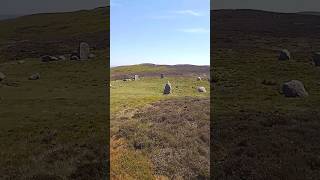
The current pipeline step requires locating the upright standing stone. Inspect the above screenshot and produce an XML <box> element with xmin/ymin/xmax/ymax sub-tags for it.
<box><xmin>79</xmin><ymin>42</ymin><xmax>90</xmax><ymax>60</ymax></box>
<box><xmin>278</xmin><ymin>49</ymin><xmax>291</xmax><ymax>61</ymax></box>
<box><xmin>160</xmin><ymin>74</ymin><xmax>164</xmax><ymax>79</ymax></box>
<box><xmin>313</xmin><ymin>52</ymin><xmax>320</xmax><ymax>66</ymax></box>
<box><xmin>134</xmin><ymin>75</ymin><xmax>139</xmax><ymax>81</ymax></box>
<box><xmin>163</xmin><ymin>81</ymin><xmax>172</xmax><ymax>95</ymax></box>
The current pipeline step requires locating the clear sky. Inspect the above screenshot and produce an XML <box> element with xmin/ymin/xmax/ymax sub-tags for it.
<box><xmin>111</xmin><ymin>0</ymin><xmax>210</xmax><ymax>66</ymax></box>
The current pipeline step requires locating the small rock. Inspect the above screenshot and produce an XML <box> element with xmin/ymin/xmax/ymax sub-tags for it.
<box><xmin>29</xmin><ymin>73</ymin><xmax>40</xmax><ymax>80</ymax></box>
<box><xmin>70</xmin><ymin>55</ymin><xmax>80</xmax><ymax>60</ymax></box>
<box><xmin>40</xmin><ymin>55</ymin><xmax>50</xmax><ymax>62</ymax></box>
<box><xmin>58</xmin><ymin>55</ymin><xmax>66</xmax><ymax>60</ymax></box>
<box><xmin>197</xmin><ymin>77</ymin><xmax>202</xmax><ymax>81</ymax></box>
<box><xmin>278</xmin><ymin>49</ymin><xmax>291</xmax><ymax>61</ymax></box>
<box><xmin>160</xmin><ymin>74</ymin><xmax>165</xmax><ymax>79</ymax></box>
<box><xmin>281</xmin><ymin>80</ymin><xmax>308</xmax><ymax>97</ymax></box>
<box><xmin>197</xmin><ymin>86</ymin><xmax>207</xmax><ymax>93</ymax></box>
<box><xmin>40</xmin><ymin>55</ymin><xmax>58</xmax><ymax>62</ymax></box>
<box><xmin>51</xmin><ymin>56</ymin><xmax>58</xmax><ymax>61</ymax></box>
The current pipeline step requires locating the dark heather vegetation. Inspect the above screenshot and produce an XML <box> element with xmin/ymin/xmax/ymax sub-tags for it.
<box><xmin>212</xmin><ymin>9</ymin><xmax>320</xmax><ymax>179</ymax></box>
<box><xmin>0</xmin><ymin>7</ymin><xmax>109</xmax><ymax>179</ymax></box>
<box><xmin>110</xmin><ymin>65</ymin><xmax>210</xmax><ymax>179</ymax></box>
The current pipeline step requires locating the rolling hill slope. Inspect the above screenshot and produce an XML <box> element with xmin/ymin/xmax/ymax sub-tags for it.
<box><xmin>212</xmin><ymin>9</ymin><xmax>320</xmax><ymax>58</ymax></box>
<box><xmin>111</xmin><ymin>63</ymin><xmax>210</xmax><ymax>80</ymax></box>
<box><xmin>0</xmin><ymin>7</ymin><xmax>109</xmax><ymax>61</ymax></box>
<box><xmin>298</xmin><ymin>11</ymin><xmax>320</xmax><ymax>16</ymax></box>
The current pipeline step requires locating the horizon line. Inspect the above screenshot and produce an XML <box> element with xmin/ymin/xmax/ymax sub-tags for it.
<box><xmin>210</xmin><ymin>8</ymin><xmax>320</xmax><ymax>14</ymax></box>
<box><xmin>111</xmin><ymin>63</ymin><xmax>210</xmax><ymax>68</ymax></box>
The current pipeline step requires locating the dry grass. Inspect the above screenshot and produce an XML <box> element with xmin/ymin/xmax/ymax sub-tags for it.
<box><xmin>115</xmin><ymin>97</ymin><xmax>210</xmax><ymax>179</ymax></box>
<box><xmin>111</xmin><ymin>138</ymin><xmax>155</xmax><ymax>180</ymax></box>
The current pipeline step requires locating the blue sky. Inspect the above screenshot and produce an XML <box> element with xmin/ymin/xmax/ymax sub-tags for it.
<box><xmin>111</xmin><ymin>0</ymin><xmax>210</xmax><ymax>66</ymax></box>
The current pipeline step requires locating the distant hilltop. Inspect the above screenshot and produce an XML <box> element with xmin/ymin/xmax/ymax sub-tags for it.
<box><xmin>110</xmin><ymin>63</ymin><xmax>210</xmax><ymax>81</ymax></box>
<box><xmin>211</xmin><ymin>9</ymin><xmax>320</xmax><ymax>16</ymax></box>
<box><xmin>297</xmin><ymin>11</ymin><xmax>320</xmax><ymax>16</ymax></box>
<box><xmin>0</xmin><ymin>15</ymin><xmax>22</xmax><ymax>20</ymax></box>
<box><xmin>111</xmin><ymin>63</ymin><xmax>210</xmax><ymax>68</ymax></box>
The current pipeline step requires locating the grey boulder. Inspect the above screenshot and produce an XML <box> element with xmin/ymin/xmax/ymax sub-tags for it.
<box><xmin>278</xmin><ymin>49</ymin><xmax>291</xmax><ymax>61</ymax></box>
<box><xmin>41</xmin><ymin>55</ymin><xmax>58</xmax><ymax>62</ymax></box>
<box><xmin>58</xmin><ymin>55</ymin><xmax>66</xmax><ymax>60</ymax></box>
<box><xmin>70</xmin><ymin>55</ymin><xmax>80</xmax><ymax>60</ymax></box>
<box><xmin>281</xmin><ymin>80</ymin><xmax>308</xmax><ymax>97</ymax></box>
<box><xmin>197</xmin><ymin>86</ymin><xmax>207</xmax><ymax>93</ymax></box>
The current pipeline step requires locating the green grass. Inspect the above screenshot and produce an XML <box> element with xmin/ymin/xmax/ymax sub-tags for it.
<box><xmin>110</xmin><ymin>77</ymin><xmax>209</xmax><ymax>114</ymax></box>
<box><xmin>0</xmin><ymin>51</ymin><xmax>108</xmax><ymax>179</ymax></box>
<box><xmin>213</xmin><ymin>49</ymin><xmax>320</xmax><ymax>116</ymax></box>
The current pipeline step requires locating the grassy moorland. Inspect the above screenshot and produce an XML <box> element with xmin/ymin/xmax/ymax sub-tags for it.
<box><xmin>110</xmin><ymin>64</ymin><xmax>210</xmax><ymax>179</ymax></box>
<box><xmin>212</xmin><ymin>9</ymin><xmax>320</xmax><ymax>179</ymax></box>
<box><xmin>0</xmin><ymin>51</ymin><xmax>108</xmax><ymax>179</ymax></box>
<box><xmin>0</xmin><ymin>7</ymin><xmax>109</xmax><ymax>179</ymax></box>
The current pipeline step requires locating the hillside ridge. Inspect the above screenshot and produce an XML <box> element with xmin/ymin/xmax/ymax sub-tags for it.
<box><xmin>0</xmin><ymin>6</ymin><xmax>109</xmax><ymax>61</ymax></box>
